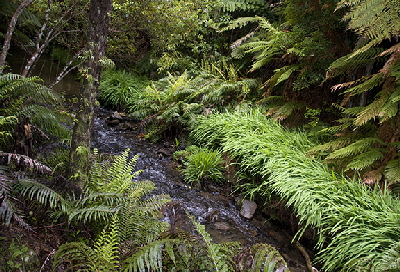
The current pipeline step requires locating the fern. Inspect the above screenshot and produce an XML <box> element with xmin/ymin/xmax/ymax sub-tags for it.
<box><xmin>385</xmin><ymin>158</ymin><xmax>400</xmax><ymax>186</ymax></box>
<box><xmin>0</xmin><ymin>166</ymin><xmax>30</xmax><ymax>229</ymax></box>
<box><xmin>216</xmin><ymin>0</ymin><xmax>269</xmax><ymax>13</ymax></box>
<box><xmin>13</xmin><ymin>178</ymin><xmax>66</xmax><ymax>210</ymax></box>
<box><xmin>0</xmin><ymin>73</ymin><xmax>70</xmax><ymax>144</ymax></box>
<box><xmin>375</xmin><ymin>241</ymin><xmax>400</xmax><ymax>272</ymax></box>
<box><xmin>235</xmin><ymin>243</ymin><xmax>289</xmax><ymax>272</ymax></box>
<box><xmin>337</xmin><ymin>0</ymin><xmax>400</xmax><ymax>42</ymax></box>
<box><xmin>190</xmin><ymin>215</ymin><xmax>240</xmax><ymax>272</ymax></box>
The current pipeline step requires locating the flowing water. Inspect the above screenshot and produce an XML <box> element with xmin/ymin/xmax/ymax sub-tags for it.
<box><xmin>91</xmin><ymin>109</ymin><xmax>312</xmax><ymax>271</ymax></box>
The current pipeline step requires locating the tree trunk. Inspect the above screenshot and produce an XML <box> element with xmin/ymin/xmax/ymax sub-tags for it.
<box><xmin>69</xmin><ymin>0</ymin><xmax>112</xmax><ymax>188</ymax></box>
<box><xmin>0</xmin><ymin>0</ymin><xmax>34</xmax><ymax>73</ymax></box>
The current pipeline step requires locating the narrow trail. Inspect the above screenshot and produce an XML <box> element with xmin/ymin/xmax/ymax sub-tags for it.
<box><xmin>92</xmin><ymin>108</ymin><xmax>313</xmax><ymax>272</ymax></box>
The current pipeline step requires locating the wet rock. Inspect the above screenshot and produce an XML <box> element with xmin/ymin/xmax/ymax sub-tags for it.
<box><xmin>240</xmin><ymin>199</ymin><xmax>257</xmax><ymax>219</ymax></box>
<box><xmin>111</xmin><ymin>111</ymin><xmax>123</xmax><ymax>120</ymax></box>
<box><xmin>106</xmin><ymin>111</ymin><xmax>124</xmax><ymax>126</ymax></box>
<box><xmin>213</xmin><ymin>221</ymin><xmax>231</xmax><ymax>231</ymax></box>
<box><xmin>204</xmin><ymin>209</ymin><xmax>220</xmax><ymax>222</ymax></box>
<box><xmin>157</xmin><ymin>147</ymin><xmax>174</xmax><ymax>158</ymax></box>
<box><xmin>107</xmin><ymin>119</ymin><xmax>120</xmax><ymax>126</ymax></box>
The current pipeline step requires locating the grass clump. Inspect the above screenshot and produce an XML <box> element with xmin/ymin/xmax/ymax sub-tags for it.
<box><xmin>175</xmin><ymin>145</ymin><xmax>225</xmax><ymax>186</ymax></box>
<box><xmin>98</xmin><ymin>70</ymin><xmax>149</xmax><ymax>111</ymax></box>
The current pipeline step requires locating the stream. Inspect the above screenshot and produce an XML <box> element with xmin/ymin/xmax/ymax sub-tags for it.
<box><xmin>91</xmin><ymin>109</ymin><xmax>312</xmax><ymax>272</ymax></box>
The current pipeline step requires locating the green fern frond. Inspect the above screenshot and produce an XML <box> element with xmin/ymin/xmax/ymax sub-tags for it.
<box><xmin>19</xmin><ymin>105</ymin><xmax>71</xmax><ymax>139</ymax></box>
<box><xmin>13</xmin><ymin>178</ymin><xmax>66</xmax><ymax>211</ymax></box>
<box><xmin>343</xmin><ymin>74</ymin><xmax>384</xmax><ymax>96</ymax></box>
<box><xmin>327</xmin><ymin>47</ymin><xmax>385</xmax><ymax>79</ymax></box>
<box><xmin>249</xmin><ymin>243</ymin><xmax>289</xmax><ymax>272</ymax></box>
<box><xmin>309</xmin><ymin>137</ymin><xmax>355</xmax><ymax>155</ymax></box>
<box><xmin>53</xmin><ymin>242</ymin><xmax>96</xmax><ymax>271</ymax></box>
<box><xmin>67</xmin><ymin>205</ymin><xmax>119</xmax><ymax>224</ymax></box>
<box><xmin>375</xmin><ymin>241</ymin><xmax>400</xmax><ymax>272</ymax></box>
<box><xmin>190</xmin><ymin>215</ymin><xmax>240</xmax><ymax>272</ymax></box>
<box><xmin>219</xmin><ymin>16</ymin><xmax>262</xmax><ymax>32</ymax></box>
<box><xmin>123</xmin><ymin>239</ymin><xmax>184</xmax><ymax>272</ymax></box>
<box><xmin>345</xmin><ymin>148</ymin><xmax>384</xmax><ymax>171</ymax></box>
<box><xmin>266</xmin><ymin>100</ymin><xmax>305</xmax><ymax>121</ymax></box>
<box><xmin>338</xmin><ymin>0</ymin><xmax>400</xmax><ymax>41</ymax></box>
<box><xmin>354</xmin><ymin>90</ymin><xmax>390</xmax><ymax>126</ymax></box>
<box><xmin>326</xmin><ymin>137</ymin><xmax>383</xmax><ymax>160</ymax></box>
<box><xmin>385</xmin><ymin>159</ymin><xmax>400</xmax><ymax>185</ymax></box>
<box><xmin>264</xmin><ymin>65</ymin><xmax>300</xmax><ymax>89</ymax></box>
<box><xmin>0</xmin><ymin>168</ymin><xmax>30</xmax><ymax>229</ymax></box>
<box><xmin>94</xmin><ymin>216</ymin><xmax>120</xmax><ymax>270</ymax></box>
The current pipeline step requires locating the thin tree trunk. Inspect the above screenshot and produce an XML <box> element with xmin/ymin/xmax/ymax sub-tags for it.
<box><xmin>69</xmin><ymin>0</ymin><xmax>112</xmax><ymax>189</ymax></box>
<box><xmin>21</xmin><ymin>0</ymin><xmax>83</xmax><ymax>77</ymax></box>
<box><xmin>0</xmin><ymin>0</ymin><xmax>34</xmax><ymax>73</ymax></box>
<box><xmin>49</xmin><ymin>48</ymin><xmax>85</xmax><ymax>89</ymax></box>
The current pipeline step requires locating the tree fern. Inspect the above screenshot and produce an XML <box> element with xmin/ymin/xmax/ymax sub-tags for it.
<box><xmin>337</xmin><ymin>0</ymin><xmax>400</xmax><ymax>43</ymax></box>
<box><xmin>0</xmin><ymin>73</ymin><xmax>70</xmax><ymax>145</ymax></box>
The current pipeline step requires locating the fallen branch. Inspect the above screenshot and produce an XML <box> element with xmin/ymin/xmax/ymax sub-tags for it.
<box><xmin>0</xmin><ymin>153</ymin><xmax>52</xmax><ymax>175</ymax></box>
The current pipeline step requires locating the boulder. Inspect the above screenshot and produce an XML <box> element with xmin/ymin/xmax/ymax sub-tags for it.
<box><xmin>111</xmin><ymin>111</ymin><xmax>123</xmax><ymax>120</ymax></box>
<box><xmin>240</xmin><ymin>199</ymin><xmax>257</xmax><ymax>219</ymax></box>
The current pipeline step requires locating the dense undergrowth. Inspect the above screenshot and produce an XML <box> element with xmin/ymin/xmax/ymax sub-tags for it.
<box><xmin>189</xmin><ymin>108</ymin><xmax>400</xmax><ymax>272</ymax></box>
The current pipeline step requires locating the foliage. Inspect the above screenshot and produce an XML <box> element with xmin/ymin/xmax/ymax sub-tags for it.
<box><xmin>190</xmin><ymin>108</ymin><xmax>400</xmax><ymax>271</ymax></box>
<box><xmin>310</xmin><ymin>0</ymin><xmax>400</xmax><ymax>187</ymax></box>
<box><xmin>0</xmin><ymin>237</ymin><xmax>39</xmax><ymax>272</ymax></box>
<box><xmin>176</xmin><ymin>145</ymin><xmax>225</xmax><ymax>186</ymax></box>
<box><xmin>98</xmin><ymin>70</ymin><xmax>149</xmax><ymax>111</ymax></box>
<box><xmin>54</xmin><ymin>216</ymin><xmax>120</xmax><ymax>271</ymax></box>
<box><xmin>108</xmin><ymin>0</ymin><xmax>214</xmax><ymax>68</ymax></box>
<box><xmin>125</xmin><ymin>61</ymin><xmax>258</xmax><ymax>141</ymax></box>
<box><xmin>0</xmin><ymin>73</ymin><xmax>71</xmax><ymax>147</ymax></box>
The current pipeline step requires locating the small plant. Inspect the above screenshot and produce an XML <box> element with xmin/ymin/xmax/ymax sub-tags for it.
<box><xmin>179</xmin><ymin>145</ymin><xmax>225</xmax><ymax>186</ymax></box>
<box><xmin>3</xmin><ymin>238</ymin><xmax>39</xmax><ymax>272</ymax></box>
<box><xmin>98</xmin><ymin>70</ymin><xmax>149</xmax><ymax>111</ymax></box>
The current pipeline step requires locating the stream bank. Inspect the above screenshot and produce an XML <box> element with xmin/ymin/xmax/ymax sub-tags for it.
<box><xmin>93</xmin><ymin>108</ymin><xmax>318</xmax><ymax>272</ymax></box>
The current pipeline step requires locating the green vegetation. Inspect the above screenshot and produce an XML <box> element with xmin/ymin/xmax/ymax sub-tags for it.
<box><xmin>175</xmin><ymin>145</ymin><xmax>225</xmax><ymax>186</ymax></box>
<box><xmin>1</xmin><ymin>0</ymin><xmax>400</xmax><ymax>270</ymax></box>
<box><xmin>190</xmin><ymin>108</ymin><xmax>400</xmax><ymax>271</ymax></box>
<box><xmin>98</xmin><ymin>70</ymin><xmax>149</xmax><ymax>111</ymax></box>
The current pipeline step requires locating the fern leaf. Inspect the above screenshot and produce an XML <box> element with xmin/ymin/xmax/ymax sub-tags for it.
<box><xmin>385</xmin><ymin>159</ymin><xmax>400</xmax><ymax>185</ymax></box>
<box><xmin>13</xmin><ymin>178</ymin><xmax>66</xmax><ymax>210</ymax></box>
<box><xmin>123</xmin><ymin>239</ymin><xmax>181</xmax><ymax>272</ymax></box>
<box><xmin>264</xmin><ymin>64</ymin><xmax>300</xmax><ymax>89</ymax></box>
<box><xmin>375</xmin><ymin>241</ymin><xmax>400</xmax><ymax>272</ymax></box>
<box><xmin>94</xmin><ymin>216</ymin><xmax>120</xmax><ymax>270</ymax></box>
<box><xmin>345</xmin><ymin>149</ymin><xmax>384</xmax><ymax>171</ymax></box>
<box><xmin>326</xmin><ymin>137</ymin><xmax>383</xmax><ymax>160</ymax></box>
<box><xmin>354</xmin><ymin>89</ymin><xmax>389</xmax><ymax>126</ymax></box>
<box><xmin>53</xmin><ymin>242</ymin><xmax>97</xmax><ymax>271</ymax></box>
